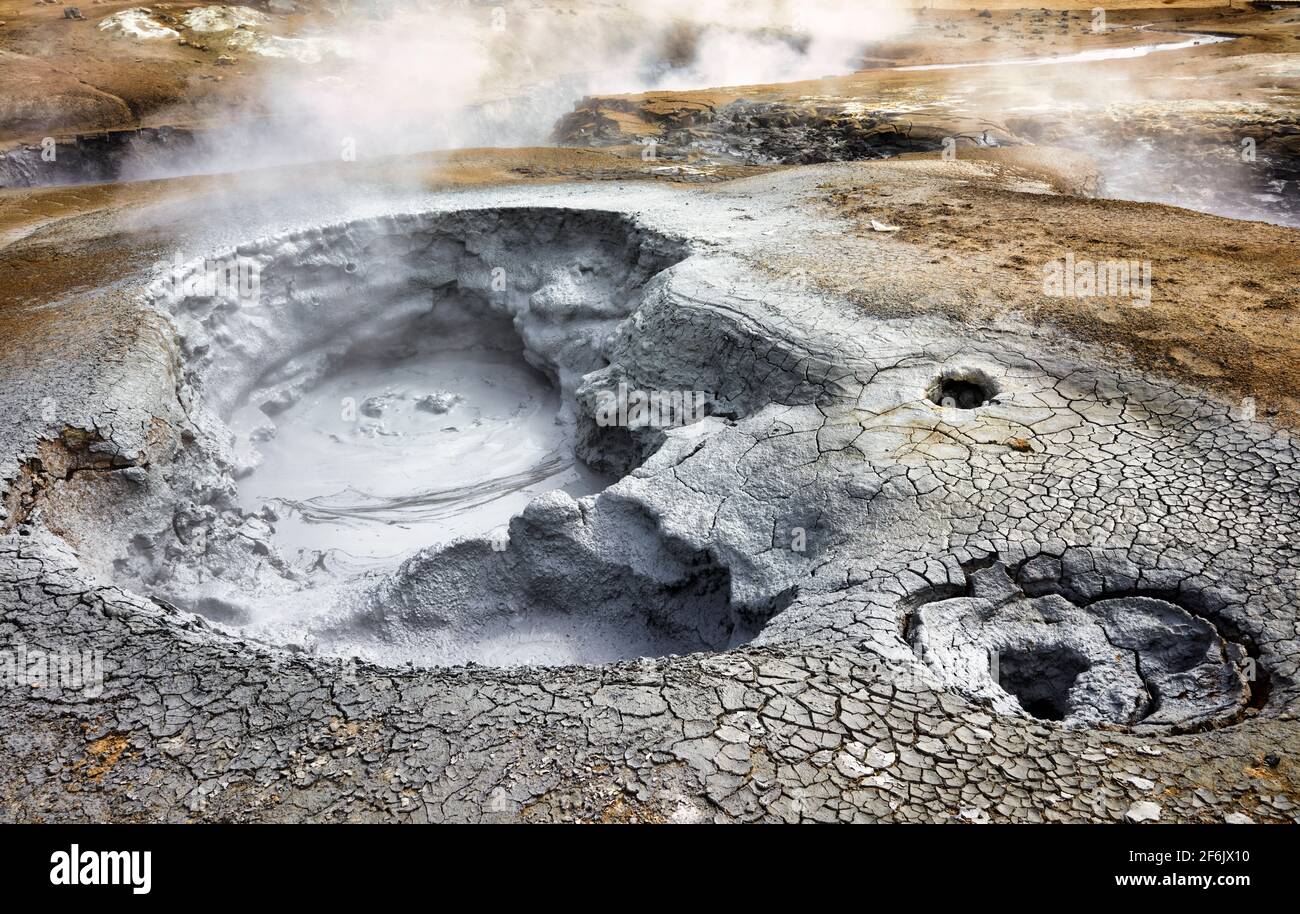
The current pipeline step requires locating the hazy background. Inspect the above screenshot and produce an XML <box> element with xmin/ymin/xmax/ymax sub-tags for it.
<box><xmin>154</xmin><ymin>0</ymin><xmax>913</xmax><ymax>172</ymax></box>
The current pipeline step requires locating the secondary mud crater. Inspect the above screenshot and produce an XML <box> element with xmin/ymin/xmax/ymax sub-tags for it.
<box><xmin>927</xmin><ymin>368</ymin><xmax>998</xmax><ymax>410</ymax></box>
<box><xmin>905</xmin><ymin>554</ymin><xmax>1264</xmax><ymax>731</ymax></box>
<box><xmin>996</xmin><ymin>645</ymin><xmax>1091</xmax><ymax>722</ymax></box>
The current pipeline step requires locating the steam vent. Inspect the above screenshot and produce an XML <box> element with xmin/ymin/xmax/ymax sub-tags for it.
<box><xmin>1</xmin><ymin>0</ymin><xmax>1298</xmax><ymax>836</ymax></box>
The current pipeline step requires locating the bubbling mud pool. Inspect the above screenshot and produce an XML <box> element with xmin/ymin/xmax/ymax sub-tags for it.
<box><xmin>230</xmin><ymin>345</ymin><xmax>604</xmax><ymax>573</ymax></box>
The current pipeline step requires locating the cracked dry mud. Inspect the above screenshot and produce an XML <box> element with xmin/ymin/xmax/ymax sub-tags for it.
<box><xmin>1</xmin><ymin>161</ymin><xmax>1299</xmax><ymax>823</ymax></box>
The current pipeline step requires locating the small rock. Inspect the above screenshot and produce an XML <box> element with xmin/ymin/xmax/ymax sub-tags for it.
<box><xmin>864</xmin><ymin>746</ymin><xmax>896</xmax><ymax>770</ymax></box>
<box><xmin>835</xmin><ymin>751</ymin><xmax>871</xmax><ymax>779</ymax></box>
<box><xmin>359</xmin><ymin>394</ymin><xmax>393</xmax><ymax>418</ymax></box>
<box><xmin>119</xmin><ymin>467</ymin><xmax>149</xmax><ymax>486</ymax></box>
<box><xmin>1125</xmin><ymin>801</ymin><xmax>1161</xmax><ymax>823</ymax></box>
<box><xmin>1225</xmin><ymin>812</ymin><xmax>1254</xmax><ymax>825</ymax></box>
<box><xmin>1007</xmin><ymin>437</ymin><xmax>1033</xmax><ymax>452</ymax></box>
<box><xmin>415</xmin><ymin>391</ymin><xmax>462</xmax><ymax>415</ymax></box>
<box><xmin>1117</xmin><ymin>773</ymin><xmax>1155</xmax><ymax>791</ymax></box>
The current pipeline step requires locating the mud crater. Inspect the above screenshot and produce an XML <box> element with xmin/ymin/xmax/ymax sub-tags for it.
<box><xmin>114</xmin><ymin>206</ymin><xmax>799</xmax><ymax>667</ymax></box>
<box><xmin>904</xmin><ymin>554</ymin><xmax>1263</xmax><ymax>731</ymax></box>
<box><xmin>927</xmin><ymin>367</ymin><xmax>998</xmax><ymax>410</ymax></box>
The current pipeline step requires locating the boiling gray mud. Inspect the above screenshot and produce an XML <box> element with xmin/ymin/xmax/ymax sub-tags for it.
<box><xmin>230</xmin><ymin>347</ymin><xmax>604</xmax><ymax>574</ymax></box>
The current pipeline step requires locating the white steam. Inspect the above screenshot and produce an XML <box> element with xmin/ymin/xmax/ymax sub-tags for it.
<box><xmin>142</xmin><ymin>0</ymin><xmax>911</xmax><ymax>174</ymax></box>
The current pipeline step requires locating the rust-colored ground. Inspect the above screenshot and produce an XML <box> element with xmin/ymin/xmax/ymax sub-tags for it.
<box><xmin>0</xmin><ymin>145</ymin><xmax>764</xmax><ymax>334</ymax></box>
<box><xmin>2</xmin><ymin>4</ymin><xmax>1298</xmax><ymax>429</ymax></box>
<box><xmin>558</xmin><ymin>7</ymin><xmax>1300</xmax><ymax>147</ymax></box>
<box><xmin>814</xmin><ymin>158</ymin><xmax>1300</xmax><ymax>423</ymax></box>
